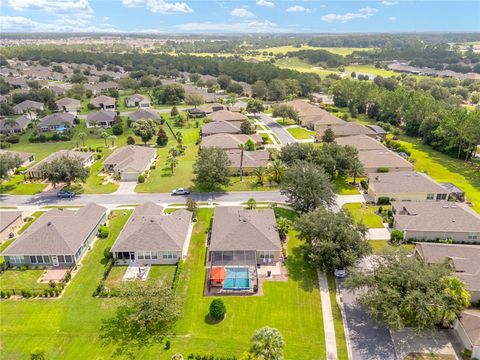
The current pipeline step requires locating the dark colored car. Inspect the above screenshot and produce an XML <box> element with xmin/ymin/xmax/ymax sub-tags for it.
<box><xmin>57</xmin><ymin>190</ymin><xmax>76</xmax><ymax>198</ymax></box>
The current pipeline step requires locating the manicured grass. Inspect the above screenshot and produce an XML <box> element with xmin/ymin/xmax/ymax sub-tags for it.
<box><xmin>287</xmin><ymin>127</ymin><xmax>316</xmax><ymax>140</ymax></box>
<box><xmin>0</xmin><ymin>269</ymin><xmax>49</xmax><ymax>292</ymax></box>
<box><xmin>169</xmin><ymin>208</ymin><xmax>326</xmax><ymax>359</ymax></box>
<box><xmin>227</xmin><ymin>176</ymin><xmax>280</xmax><ymax>192</ymax></box>
<box><xmin>327</xmin><ymin>274</ymin><xmax>348</xmax><ymax>360</ymax></box>
<box><xmin>369</xmin><ymin>240</ymin><xmax>414</xmax><ymax>254</ymax></box>
<box><xmin>343</xmin><ymin>203</ymin><xmax>387</xmax><ymax>228</ymax></box>
<box><xmin>334</xmin><ymin>177</ymin><xmax>360</xmax><ymax>195</ymax></box>
<box><xmin>82</xmin><ymin>155</ymin><xmax>119</xmax><ymax>194</ymax></box>
<box><xmin>275</xmin><ymin>57</ymin><xmax>339</xmax><ymax>77</ymax></box>
<box><xmin>0</xmin><ymin>174</ymin><xmax>47</xmax><ymax>195</ymax></box>
<box><xmin>345</xmin><ymin>64</ymin><xmax>400</xmax><ymax>77</ymax></box>
<box><xmin>105</xmin><ymin>265</ymin><xmax>176</xmax><ymax>289</ymax></box>
<box><xmin>276</xmin><ymin>118</ymin><xmax>297</xmax><ymax>126</ymax></box>
<box><xmin>0</xmin><ymin>210</ymin><xmax>132</xmax><ymax>359</ymax></box>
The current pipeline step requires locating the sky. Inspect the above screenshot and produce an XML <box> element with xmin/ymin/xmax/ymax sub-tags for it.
<box><xmin>0</xmin><ymin>0</ymin><xmax>479</xmax><ymax>34</ymax></box>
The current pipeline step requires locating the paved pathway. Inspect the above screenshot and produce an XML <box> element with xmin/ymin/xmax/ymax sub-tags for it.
<box><xmin>334</xmin><ymin>194</ymin><xmax>367</xmax><ymax>208</ymax></box>
<box><xmin>318</xmin><ymin>270</ymin><xmax>338</xmax><ymax>360</ymax></box>
<box><xmin>257</xmin><ymin>113</ymin><xmax>296</xmax><ymax>145</ymax></box>
<box><xmin>366</xmin><ymin>227</ymin><xmax>391</xmax><ymax>240</ymax></box>
<box><xmin>113</xmin><ymin>181</ymin><xmax>137</xmax><ymax>195</ymax></box>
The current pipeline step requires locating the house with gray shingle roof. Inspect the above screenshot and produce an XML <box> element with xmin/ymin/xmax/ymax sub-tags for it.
<box><xmin>128</xmin><ymin>108</ymin><xmax>160</xmax><ymax>122</ymax></box>
<box><xmin>1</xmin><ymin>204</ymin><xmax>107</xmax><ymax>267</ymax></box>
<box><xmin>111</xmin><ymin>202</ymin><xmax>192</xmax><ymax>265</ymax></box>
<box><xmin>200</xmin><ymin>133</ymin><xmax>262</xmax><ymax>150</ymax></box>
<box><xmin>39</xmin><ymin>112</ymin><xmax>76</xmax><ymax>132</ymax></box>
<box><xmin>27</xmin><ymin>150</ymin><xmax>94</xmax><ymax>178</ymax></box>
<box><xmin>201</xmin><ymin>120</ymin><xmax>242</xmax><ymax>136</ymax></box>
<box><xmin>0</xmin><ymin>149</ymin><xmax>35</xmax><ymax>167</ymax></box>
<box><xmin>392</xmin><ymin>201</ymin><xmax>480</xmax><ymax>243</ymax></box>
<box><xmin>90</xmin><ymin>95</ymin><xmax>116</xmax><ymax>110</ymax></box>
<box><xmin>13</xmin><ymin>100</ymin><xmax>44</xmax><ymax>116</ymax></box>
<box><xmin>0</xmin><ymin>211</ymin><xmax>23</xmax><ymax>241</ymax></box>
<box><xmin>103</xmin><ymin>145</ymin><xmax>157</xmax><ymax>181</ymax></box>
<box><xmin>86</xmin><ymin>110</ymin><xmax>116</xmax><ymax>128</ymax></box>
<box><xmin>358</xmin><ymin>149</ymin><xmax>414</xmax><ymax>173</ymax></box>
<box><xmin>207</xmin><ymin>110</ymin><xmax>248</xmax><ymax>123</ymax></box>
<box><xmin>315</xmin><ymin>122</ymin><xmax>376</xmax><ymax>140</ymax></box>
<box><xmin>226</xmin><ymin>149</ymin><xmax>270</xmax><ymax>174</ymax></box>
<box><xmin>56</xmin><ymin>97</ymin><xmax>81</xmax><ymax>114</ymax></box>
<box><xmin>335</xmin><ymin>135</ymin><xmax>387</xmax><ymax>152</ymax></box>
<box><xmin>285</xmin><ymin>100</ymin><xmax>346</xmax><ymax>130</ymax></box>
<box><xmin>0</xmin><ymin>116</ymin><xmax>30</xmax><ymax>134</ymax></box>
<box><xmin>125</xmin><ymin>93</ymin><xmax>151</xmax><ymax>108</ymax></box>
<box><xmin>454</xmin><ymin>310</ymin><xmax>480</xmax><ymax>359</ymax></box>
<box><xmin>208</xmin><ymin>207</ymin><xmax>282</xmax><ymax>266</ymax></box>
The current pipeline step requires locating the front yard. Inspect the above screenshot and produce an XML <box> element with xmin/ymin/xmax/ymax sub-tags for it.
<box><xmin>343</xmin><ymin>203</ymin><xmax>389</xmax><ymax>228</ymax></box>
<box><xmin>287</xmin><ymin>126</ymin><xmax>316</xmax><ymax>140</ymax></box>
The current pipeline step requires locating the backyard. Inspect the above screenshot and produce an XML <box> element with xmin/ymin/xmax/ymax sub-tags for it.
<box><xmin>0</xmin><ymin>269</ymin><xmax>49</xmax><ymax>292</ymax></box>
<box><xmin>105</xmin><ymin>264</ymin><xmax>176</xmax><ymax>289</ymax></box>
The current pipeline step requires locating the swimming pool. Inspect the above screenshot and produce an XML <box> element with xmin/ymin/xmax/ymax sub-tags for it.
<box><xmin>223</xmin><ymin>267</ymin><xmax>250</xmax><ymax>291</ymax></box>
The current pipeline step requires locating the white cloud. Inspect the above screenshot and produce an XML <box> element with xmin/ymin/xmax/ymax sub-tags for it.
<box><xmin>389</xmin><ymin>16</ymin><xmax>397</xmax><ymax>21</ymax></box>
<box><xmin>321</xmin><ymin>7</ymin><xmax>378</xmax><ymax>23</ymax></box>
<box><xmin>286</xmin><ymin>5</ymin><xmax>312</xmax><ymax>13</ymax></box>
<box><xmin>231</xmin><ymin>8</ymin><xmax>255</xmax><ymax>18</ymax></box>
<box><xmin>175</xmin><ymin>20</ymin><xmax>291</xmax><ymax>33</ymax></box>
<box><xmin>382</xmin><ymin>1</ymin><xmax>399</xmax><ymax>5</ymax></box>
<box><xmin>256</xmin><ymin>0</ymin><xmax>274</xmax><ymax>8</ymax></box>
<box><xmin>0</xmin><ymin>15</ymin><xmax>117</xmax><ymax>32</ymax></box>
<box><xmin>2</xmin><ymin>0</ymin><xmax>93</xmax><ymax>14</ymax></box>
<box><xmin>122</xmin><ymin>0</ymin><xmax>192</xmax><ymax>14</ymax></box>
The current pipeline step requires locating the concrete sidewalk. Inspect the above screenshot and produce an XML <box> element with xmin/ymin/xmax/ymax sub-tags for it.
<box><xmin>318</xmin><ymin>270</ymin><xmax>338</xmax><ymax>360</ymax></box>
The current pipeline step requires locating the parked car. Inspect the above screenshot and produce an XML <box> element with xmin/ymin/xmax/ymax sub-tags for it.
<box><xmin>171</xmin><ymin>188</ymin><xmax>190</xmax><ymax>196</ymax></box>
<box><xmin>57</xmin><ymin>190</ymin><xmax>76</xmax><ymax>198</ymax></box>
<box><xmin>334</xmin><ymin>268</ymin><xmax>346</xmax><ymax>278</ymax></box>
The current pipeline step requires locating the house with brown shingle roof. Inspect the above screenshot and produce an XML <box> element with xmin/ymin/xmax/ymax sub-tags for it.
<box><xmin>128</xmin><ymin>108</ymin><xmax>160</xmax><ymax>122</ymax></box>
<box><xmin>90</xmin><ymin>95</ymin><xmax>116</xmax><ymax>110</ymax></box>
<box><xmin>200</xmin><ymin>133</ymin><xmax>262</xmax><ymax>150</ymax></box>
<box><xmin>0</xmin><ymin>116</ymin><xmax>30</xmax><ymax>134</ymax></box>
<box><xmin>335</xmin><ymin>135</ymin><xmax>387</xmax><ymax>152</ymax></box>
<box><xmin>125</xmin><ymin>93</ymin><xmax>151</xmax><ymax>108</ymax></box>
<box><xmin>111</xmin><ymin>202</ymin><xmax>192</xmax><ymax>265</ymax></box>
<box><xmin>225</xmin><ymin>149</ymin><xmax>270</xmax><ymax>174</ymax></box>
<box><xmin>358</xmin><ymin>150</ymin><xmax>414</xmax><ymax>173</ymax></box>
<box><xmin>39</xmin><ymin>112</ymin><xmax>76</xmax><ymax>132</ymax></box>
<box><xmin>315</xmin><ymin>122</ymin><xmax>376</xmax><ymax>140</ymax></box>
<box><xmin>13</xmin><ymin>100</ymin><xmax>44</xmax><ymax>115</ymax></box>
<box><xmin>0</xmin><ymin>149</ymin><xmax>35</xmax><ymax>167</ymax></box>
<box><xmin>56</xmin><ymin>97</ymin><xmax>81</xmax><ymax>114</ymax></box>
<box><xmin>285</xmin><ymin>100</ymin><xmax>346</xmax><ymax>130</ymax></box>
<box><xmin>207</xmin><ymin>110</ymin><xmax>248</xmax><ymax>123</ymax></box>
<box><xmin>1</xmin><ymin>204</ymin><xmax>107</xmax><ymax>267</ymax></box>
<box><xmin>27</xmin><ymin>150</ymin><xmax>94</xmax><ymax>178</ymax></box>
<box><xmin>103</xmin><ymin>145</ymin><xmax>157</xmax><ymax>181</ymax></box>
<box><xmin>201</xmin><ymin>120</ymin><xmax>242</xmax><ymax>136</ymax></box>
<box><xmin>454</xmin><ymin>310</ymin><xmax>480</xmax><ymax>359</ymax></box>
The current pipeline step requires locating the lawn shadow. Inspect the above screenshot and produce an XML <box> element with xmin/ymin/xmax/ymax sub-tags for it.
<box><xmin>203</xmin><ymin>313</ymin><xmax>225</xmax><ymax>325</ymax></box>
<box><xmin>285</xmin><ymin>244</ymin><xmax>318</xmax><ymax>293</ymax></box>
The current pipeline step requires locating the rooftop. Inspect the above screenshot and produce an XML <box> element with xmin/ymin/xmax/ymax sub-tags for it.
<box><xmin>368</xmin><ymin>171</ymin><xmax>447</xmax><ymax>194</ymax></box>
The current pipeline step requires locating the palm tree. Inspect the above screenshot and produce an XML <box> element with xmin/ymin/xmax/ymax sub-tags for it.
<box><xmin>30</xmin><ymin>117</ymin><xmax>41</xmax><ymax>136</ymax></box>
<box><xmin>252</xmin><ymin>166</ymin><xmax>266</xmax><ymax>185</ymax></box>
<box><xmin>350</xmin><ymin>159</ymin><xmax>364</xmax><ymax>185</ymax></box>
<box><xmin>439</xmin><ymin>276</ymin><xmax>470</xmax><ymax>327</ymax></box>
<box><xmin>78</xmin><ymin>132</ymin><xmax>86</xmax><ymax>147</ymax></box>
<box><xmin>3</xmin><ymin>118</ymin><xmax>18</xmax><ymax>131</ymax></box>
<box><xmin>238</xmin><ymin>143</ymin><xmax>245</xmax><ymax>182</ymax></box>
<box><xmin>100</xmin><ymin>131</ymin><xmax>108</xmax><ymax>147</ymax></box>
<box><xmin>176</xmin><ymin>131</ymin><xmax>183</xmax><ymax>145</ymax></box>
<box><xmin>166</xmin><ymin>155</ymin><xmax>178</xmax><ymax>174</ymax></box>
<box><xmin>268</xmin><ymin>160</ymin><xmax>285</xmax><ymax>184</ymax></box>
<box><xmin>108</xmin><ymin>135</ymin><xmax>117</xmax><ymax>148</ymax></box>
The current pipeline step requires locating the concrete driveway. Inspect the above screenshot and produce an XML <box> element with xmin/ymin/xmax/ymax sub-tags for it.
<box><xmin>257</xmin><ymin>113</ymin><xmax>296</xmax><ymax>145</ymax></box>
<box><xmin>114</xmin><ymin>181</ymin><xmax>137</xmax><ymax>195</ymax></box>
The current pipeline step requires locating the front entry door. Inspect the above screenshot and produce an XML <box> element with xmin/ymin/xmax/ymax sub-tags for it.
<box><xmin>52</xmin><ymin>256</ymin><xmax>59</xmax><ymax>267</ymax></box>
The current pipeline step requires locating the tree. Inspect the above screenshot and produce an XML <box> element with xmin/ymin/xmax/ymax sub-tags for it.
<box><xmin>390</xmin><ymin>229</ymin><xmax>404</xmax><ymax>245</ymax></box>
<box><xmin>246</xmin><ymin>198</ymin><xmax>257</xmax><ymax>209</ymax></box>
<box><xmin>349</xmin><ymin>159</ymin><xmax>364</xmax><ymax>184</ymax></box>
<box><xmin>245</xmin><ymin>139</ymin><xmax>256</xmax><ymax>151</ymax></box>
<box><xmin>156</xmin><ymin>127</ymin><xmax>169</xmax><ymax>147</ymax></box>
<box><xmin>193</xmin><ymin>147</ymin><xmax>231</xmax><ymax>190</ymax></box>
<box><xmin>100</xmin><ymin>131</ymin><xmax>108</xmax><ymax>147</ymax></box>
<box><xmin>252</xmin><ymin>80</ymin><xmax>268</xmax><ymax>99</ymax></box>
<box><xmin>175</xmin><ymin>131</ymin><xmax>183</xmax><ymax>145</ymax></box>
<box><xmin>78</xmin><ymin>132</ymin><xmax>86</xmax><ymax>147</ymax></box>
<box><xmin>108</xmin><ymin>135</ymin><xmax>117</xmax><ymax>148</ymax></box>
<box><xmin>132</xmin><ymin>119</ymin><xmax>156</xmax><ymax>145</ymax></box>
<box><xmin>153</xmin><ymin>84</ymin><xmax>185</xmax><ymax>104</ymax></box>
<box><xmin>267</xmin><ymin>79</ymin><xmax>287</xmax><ymax>101</ymax></box>
<box><xmin>46</xmin><ymin>97</ymin><xmax>57</xmax><ymax>111</ymax></box>
<box><xmin>100</xmin><ymin>283</ymin><xmax>180</xmax><ymax>356</ymax></box>
<box><xmin>268</xmin><ymin>160</ymin><xmax>285</xmax><ymax>184</ymax></box>
<box><xmin>127</xmin><ymin>136</ymin><xmax>135</xmax><ymax>145</ymax></box>
<box><xmin>217</xmin><ymin>74</ymin><xmax>232</xmax><ymax>90</ymax></box>
<box><xmin>185</xmin><ymin>92</ymin><xmax>204</xmax><ymax>108</ymax></box>
<box><xmin>272</xmin><ymin>104</ymin><xmax>299</xmax><ymax>124</ymax></box>
<box><xmin>227</xmin><ymin>82</ymin><xmax>244</xmax><ymax>96</ymax></box>
<box><xmin>209</xmin><ymin>298</ymin><xmax>226</xmax><ymax>321</ymax></box>
<box><xmin>345</xmin><ymin>255</ymin><xmax>470</xmax><ymax>331</ymax></box>
<box><xmin>321</xmin><ymin>128</ymin><xmax>335</xmax><ymax>143</ymax></box>
<box><xmin>246</xmin><ymin>99</ymin><xmax>264</xmax><ymax>116</ymax></box>
<box><xmin>282</xmin><ymin>161</ymin><xmax>334</xmax><ymax>213</ymax></box>
<box><xmin>276</xmin><ymin>217</ymin><xmax>290</xmax><ymax>241</ymax></box>
<box><xmin>296</xmin><ymin>208</ymin><xmax>370</xmax><ymax>271</ymax></box>
<box><xmin>170</xmin><ymin>106</ymin><xmax>179</xmax><ymax>117</ymax></box>
<box><xmin>240</xmin><ymin>120</ymin><xmax>254</xmax><ymax>135</ymax></box>
<box><xmin>253</xmin><ymin>166</ymin><xmax>266</xmax><ymax>185</ymax></box>
<box><xmin>166</xmin><ymin>155</ymin><xmax>178</xmax><ymax>174</ymax></box>
<box><xmin>39</xmin><ymin>155</ymin><xmax>89</xmax><ymax>187</ymax></box>
<box><xmin>0</xmin><ymin>153</ymin><xmax>22</xmax><ymax>181</ymax></box>
<box><xmin>250</xmin><ymin>327</ymin><xmax>285</xmax><ymax>360</ymax></box>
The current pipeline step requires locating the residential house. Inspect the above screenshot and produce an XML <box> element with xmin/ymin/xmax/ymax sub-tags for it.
<box><xmin>0</xmin><ymin>211</ymin><xmax>23</xmax><ymax>241</ymax></box>
<box><xmin>454</xmin><ymin>311</ymin><xmax>480</xmax><ymax>359</ymax></box>
<box><xmin>201</xmin><ymin>120</ymin><xmax>242</xmax><ymax>136</ymax></box>
<box><xmin>415</xmin><ymin>242</ymin><xmax>480</xmax><ymax>302</ymax></box>
<box><xmin>125</xmin><ymin>93</ymin><xmax>151</xmax><ymax>108</ymax></box>
<box><xmin>90</xmin><ymin>95</ymin><xmax>116</xmax><ymax>110</ymax></box>
<box><xmin>200</xmin><ymin>133</ymin><xmax>263</xmax><ymax>150</ymax></box>
<box><xmin>204</xmin><ymin>103</ymin><xmax>226</xmax><ymax>114</ymax></box>
<box><xmin>441</xmin><ymin>182</ymin><xmax>466</xmax><ymax>202</ymax></box>
<box><xmin>315</xmin><ymin>122</ymin><xmax>376</xmax><ymax>140</ymax></box>
<box><xmin>86</xmin><ymin>110</ymin><xmax>116</xmax><ymax>128</ymax></box>
<box><xmin>335</xmin><ymin>135</ymin><xmax>388</xmax><ymax>152</ymax></box>
<box><xmin>49</xmin><ymin>85</ymin><xmax>67</xmax><ymax>97</ymax></box>
<box><xmin>1</xmin><ymin>204</ymin><xmax>107</xmax><ymax>267</ymax></box>
<box><xmin>111</xmin><ymin>202</ymin><xmax>192</xmax><ymax>264</ymax></box>
<box><xmin>207</xmin><ymin>207</ymin><xmax>282</xmax><ymax>267</ymax></box>
<box><xmin>12</xmin><ymin>100</ymin><xmax>44</xmax><ymax>116</ymax></box>
<box><xmin>285</xmin><ymin>100</ymin><xmax>346</xmax><ymax>130</ymax></box>
<box><xmin>85</xmin><ymin>81</ymin><xmax>119</xmax><ymax>95</ymax></box>
<box><xmin>0</xmin><ymin>116</ymin><xmax>30</xmax><ymax>134</ymax></box>
<box><xmin>27</xmin><ymin>150</ymin><xmax>94</xmax><ymax>178</ymax></box>
<box><xmin>367</xmin><ymin>171</ymin><xmax>450</xmax><ymax>202</ymax></box>
<box><xmin>0</xmin><ymin>149</ymin><xmax>35</xmax><ymax>167</ymax></box>
<box><xmin>392</xmin><ymin>201</ymin><xmax>480</xmax><ymax>243</ymax></box>
<box><xmin>4</xmin><ymin>77</ymin><xmax>29</xmax><ymax>90</ymax></box>
<box><xmin>56</xmin><ymin>97</ymin><xmax>82</xmax><ymax>114</ymax></box>
<box><xmin>103</xmin><ymin>145</ymin><xmax>157</xmax><ymax>181</ymax></box>
<box><xmin>207</xmin><ymin>110</ymin><xmax>248</xmax><ymax>124</ymax></box>
<box><xmin>39</xmin><ymin>113</ymin><xmax>76</xmax><ymax>132</ymax></box>
<box><xmin>358</xmin><ymin>150</ymin><xmax>414</xmax><ymax>173</ymax></box>
<box><xmin>128</xmin><ymin>108</ymin><xmax>160</xmax><ymax>122</ymax></box>
<box><xmin>186</xmin><ymin>108</ymin><xmax>206</xmax><ymax>118</ymax></box>
<box><xmin>226</xmin><ymin>149</ymin><xmax>270</xmax><ymax>174</ymax></box>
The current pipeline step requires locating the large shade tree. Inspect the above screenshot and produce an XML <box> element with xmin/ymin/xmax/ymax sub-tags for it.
<box><xmin>250</xmin><ymin>326</ymin><xmax>285</xmax><ymax>360</ymax></box>
<box><xmin>132</xmin><ymin>119</ymin><xmax>156</xmax><ymax>145</ymax></box>
<box><xmin>39</xmin><ymin>156</ymin><xmax>89</xmax><ymax>187</ymax></box>
<box><xmin>193</xmin><ymin>147</ymin><xmax>231</xmax><ymax>190</ymax></box>
<box><xmin>0</xmin><ymin>152</ymin><xmax>22</xmax><ymax>181</ymax></box>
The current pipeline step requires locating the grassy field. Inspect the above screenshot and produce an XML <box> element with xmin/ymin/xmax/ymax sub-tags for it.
<box><xmin>171</xmin><ymin>208</ymin><xmax>326</xmax><ymax>359</ymax></box>
<box><xmin>0</xmin><ymin>269</ymin><xmax>49</xmax><ymax>292</ymax></box>
<box><xmin>334</xmin><ymin>177</ymin><xmax>360</xmax><ymax>195</ymax></box>
<box><xmin>287</xmin><ymin>127</ymin><xmax>316</xmax><ymax>140</ymax></box>
<box><xmin>343</xmin><ymin>203</ymin><xmax>387</xmax><ymax>228</ymax></box>
<box><xmin>345</xmin><ymin>64</ymin><xmax>400</xmax><ymax>77</ymax></box>
<box><xmin>275</xmin><ymin>57</ymin><xmax>339</xmax><ymax>77</ymax></box>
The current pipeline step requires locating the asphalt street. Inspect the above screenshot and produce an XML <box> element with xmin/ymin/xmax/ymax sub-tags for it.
<box><xmin>258</xmin><ymin>112</ymin><xmax>296</xmax><ymax>145</ymax></box>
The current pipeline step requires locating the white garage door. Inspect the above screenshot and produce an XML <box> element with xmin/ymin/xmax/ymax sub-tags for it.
<box><xmin>121</xmin><ymin>172</ymin><xmax>139</xmax><ymax>182</ymax></box>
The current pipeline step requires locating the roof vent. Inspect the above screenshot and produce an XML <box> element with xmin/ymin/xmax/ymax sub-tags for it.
<box><xmin>443</xmin><ymin>205</ymin><xmax>449</xmax><ymax>208</ymax></box>
<box><xmin>452</xmin><ymin>219</ymin><xmax>456</xmax><ymax>222</ymax></box>
<box><xmin>47</xmin><ymin>221</ymin><xmax>52</xmax><ymax>226</ymax></box>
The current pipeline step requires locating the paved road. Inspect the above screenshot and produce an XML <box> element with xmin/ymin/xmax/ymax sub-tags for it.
<box><xmin>258</xmin><ymin>113</ymin><xmax>296</xmax><ymax>145</ymax></box>
<box><xmin>0</xmin><ymin>190</ymin><xmax>288</xmax><ymax>207</ymax></box>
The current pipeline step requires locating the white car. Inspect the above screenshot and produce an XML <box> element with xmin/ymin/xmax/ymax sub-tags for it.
<box><xmin>171</xmin><ymin>188</ymin><xmax>190</xmax><ymax>196</ymax></box>
<box><xmin>334</xmin><ymin>268</ymin><xmax>347</xmax><ymax>278</ymax></box>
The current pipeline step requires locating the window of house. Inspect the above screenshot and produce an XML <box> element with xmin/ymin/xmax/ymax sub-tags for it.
<box><xmin>36</xmin><ymin>255</ymin><xmax>44</xmax><ymax>263</ymax></box>
<box><xmin>65</xmin><ymin>255</ymin><xmax>72</xmax><ymax>263</ymax></box>
<box><xmin>163</xmin><ymin>251</ymin><xmax>177</xmax><ymax>259</ymax></box>
<box><xmin>30</xmin><ymin>256</ymin><xmax>37</xmax><ymax>263</ymax></box>
<box><xmin>58</xmin><ymin>255</ymin><xmax>65</xmax><ymax>263</ymax></box>
<box><xmin>10</xmin><ymin>256</ymin><xmax>24</xmax><ymax>264</ymax></box>
<box><xmin>151</xmin><ymin>252</ymin><xmax>158</xmax><ymax>260</ymax></box>
<box><xmin>43</xmin><ymin>256</ymin><xmax>50</xmax><ymax>263</ymax></box>
<box><xmin>468</xmin><ymin>233</ymin><xmax>478</xmax><ymax>240</ymax></box>
<box><xmin>426</xmin><ymin>193</ymin><xmax>434</xmax><ymax>200</ymax></box>
<box><xmin>145</xmin><ymin>252</ymin><xmax>151</xmax><ymax>260</ymax></box>
<box><xmin>138</xmin><ymin>252</ymin><xmax>144</xmax><ymax>260</ymax></box>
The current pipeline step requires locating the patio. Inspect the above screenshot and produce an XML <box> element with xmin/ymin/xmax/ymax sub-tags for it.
<box><xmin>40</xmin><ymin>269</ymin><xmax>68</xmax><ymax>283</ymax></box>
<box><xmin>123</xmin><ymin>264</ymin><xmax>150</xmax><ymax>281</ymax></box>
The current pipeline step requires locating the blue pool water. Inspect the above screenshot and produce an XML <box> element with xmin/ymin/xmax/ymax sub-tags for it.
<box><xmin>223</xmin><ymin>267</ymin><xmax>250</xmax><ymax>290</ymax></box>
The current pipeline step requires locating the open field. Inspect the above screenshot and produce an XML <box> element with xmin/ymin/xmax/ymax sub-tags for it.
<box><xmin>260</xmin><ymin>45</ymin><xmax>372</xmax><ymax>56</ymax></box>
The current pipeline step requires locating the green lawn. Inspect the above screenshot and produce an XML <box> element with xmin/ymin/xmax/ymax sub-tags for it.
<box><xmin>105</xmin><ymin>265</ymin><xmax>176</xmax><ymax>289</ymax></box>
<box><xmin>0</xmin><ymin>269</ymin><xmax>49</xmax><ymax>292</ymax></box>
<box><xmin>327</xmin><ymin>274</ymin><xmax>348</xmax><ymax>360</ymax></box>
<box><xmin>287</xmin><ymin>127</ymin><xmax>316</xmax><ymax>140</ymax></box>
<box><xmin>0</xmin><ymin>174</ymin><xmax>47</xmax><ymax>195</ymax></box>
<box><xmin>276</xmin><ymin>118</ymin><xmax>297</xmax><ymax>126</ymax></box>
<box><xmin>170</xmin><ymin>208</ymin><xmax>326</xmax><ymax>359</ymax></box>
<box><xmin>82</xmin><ymin>154</ymin><xmax>119</xmax><ymax>194</ymax></box>
<box><xmin>334</xmin><ymin>177</ymin><xmax>360</xmax><ymax>195</ymax></box>
<box><xmin>345</xmin><ymin>64</ymin><xmax>400</xmax><ymax>77</ymax></box>
<box><xmin>343</xmin><ymin>203</ymin><xmax>387</xmax><ymax>228</ymax></box>
<box><xmin>369</xmin><ymin>240</ymin><xmax>415</xmax><ymax>254</ymax></box>
<box><xmin>227</xmin><ymin>176</ymin><xmax>281</xmax><ymax>192</ymax></box>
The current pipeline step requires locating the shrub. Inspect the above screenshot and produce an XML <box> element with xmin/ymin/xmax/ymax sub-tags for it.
<box><xmin>138</xmin><ymin>175</ymin><xmax>145</xmax><ymax>183</ymax></box>
<box><xmin>6</xmin><ymin>135</ymin><xmax>20</xmax><ymax>144</ymax></box>
<box><xmin>103</xmin><ymin>246</ymin><xmax>112</xmax><ymax>259</ymax></box>
<box><xmin>377</xmin><ymin>167</ymin><xmax>389</xmax><ymax>173</ymax></box>
<box><xmin>164</xmin><ymin>340</ymin><xmax>171</xmax><ymax>350</ymax></box>
<box><xmin>360</xmin><ymin>179</ymin><xmax>368</xmax><ymax>190</ymax></box>
<box><xmin>20</xmin><ymin>265</ymin><xmax>29</xmax><ymax>271</ymax></box>
<box><xmin>95</xmin><ymin>153</ymin><xmax>102</xmax><ymax>160</ymax></box>
<box><xmin>98</xmin><ymin>226</ymin><xmax>109</xmax><ymax>238</ymax></box>
<box><xmin>209</xmin><ymin>298</ymin><xmax>226</xmax><ymax>321</ymax></box>
<box><xmin>112</xmin><ymin>123</ymin><xmax>123</xmax><ymax>135</ymax></box>
<box><xmin>30</xmin><ymin>347</ymin><xmax>45</xmax><ymax>360</ymax></box>
<box><xmin>64</xmin><ymin>270</ymin><xmax>72</xmax><ymax>283</ymax></box>
<box><xmin>127</xmin><ymin>136</ymin><xmax>135</xmax><ymax>145</ymax></box>
<box><xmin>390</xmin><ymin>230</ymin><xmax>404</xmax><ymax>245</ymax></box>
<box><xmin>377</xmin><ymin>197</ymin><xmax>390</xmax><ymax>205</ymax></box>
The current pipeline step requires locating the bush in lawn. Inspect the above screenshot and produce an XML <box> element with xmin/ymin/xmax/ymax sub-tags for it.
<box><xmin>377</xmin><ymin>167</ymin><xmax>389</xmax><ymax>173</ymax></box>
<box><xmin>95</xmin><ymin>153</ymin><xmax>102</xmax><ymax>160</ymax></box>
<box><xmin>164</xmin><ymin>340</ymin><xmax>171</xmax><ymax>350</ymax></box>
<box><xmin>390</xmin><ymin>230</ymin><xmax>404</xmax><ymax>245</ymax></box>
<box><xmin>377</xmin><ymin>197</ymin><xmax>390</xmax><ymax>205</ymax></box>
<box><xmin>30</xmin><ymin>347</ymin><xmax>46</xmax><ymax>360</ymax></box>
<box><xmin>104</xmin><ymin>246</ymin><xmax>112</xmax><ymax>259</ymax></box>
<box><xmin>138</xmin><ymin>174</ymin><xmax>145</xmax><ymax>183</ymax></box>
<box><xmin>64</xmin><ymin>270</ymin><xmax>72</xmax><ymax>283</ymax></box>
<box><xmin>127</xmin><ymin>136</ymin><xmax>135</xmax><ymax>145</ymax></box>
<box><xmin>6</xmin><ymin>135</ymin><xmax>20</xmax><ymax>144</ymax></box>
<box><xmin>112</xmin><ymin>123</ymin><xmax>123</xmax><ymax>135</ymax></box>
<box><xmin>360</xmin><ymin>179</ymin><xmax>368</xmax><ymax>190</ymax></box>
<box><xmin>98</xmin><ymin>226</ymin><xmax>109</xmax><ymax>238</ymax></box>
<box><xmin>209</xmin><ymin>298</ymin><xmax>226</xmax><ymax>321</ymax></box>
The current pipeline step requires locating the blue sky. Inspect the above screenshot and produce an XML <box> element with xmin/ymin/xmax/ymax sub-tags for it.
<box><xmin>0</xmin><ymin>0</ymin><xmax>479</xmax><ymax>33</ymax></box>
